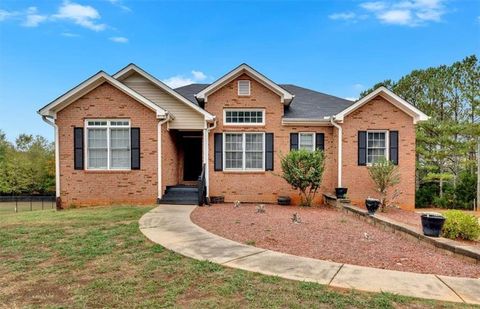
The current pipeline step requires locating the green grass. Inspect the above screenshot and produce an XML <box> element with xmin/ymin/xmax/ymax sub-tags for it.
<box><xmin>0</xmin><ymin>206</ymin><xmax>475</xmax><ymax>308</ymax></box>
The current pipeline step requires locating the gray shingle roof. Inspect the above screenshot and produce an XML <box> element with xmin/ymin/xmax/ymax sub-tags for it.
<box><xmin>174</xmin><ymin>83</ymin><xmax>354</xmax><ymax>119</ymax></box>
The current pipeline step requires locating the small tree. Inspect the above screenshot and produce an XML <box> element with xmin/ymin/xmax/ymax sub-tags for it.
<box><xmin>368</xmin><ymin>157</ymin><xmax>400</xmax><ymax>212</ymax></box>
<box><xmin>280</xmin><ymin>149</ymin><xmax>325</xmax><ymax>207</ymax></box>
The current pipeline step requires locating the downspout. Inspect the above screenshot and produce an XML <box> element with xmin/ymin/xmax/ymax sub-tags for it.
<box><xmin>157</xmin><ymin>114</ymin><xmax>171</xmax><ymax>202</ymax></box>
<box><xmin>42</xmin><ymin>115</ymin><xmax>60</xmax><ymax>208</ymax></box>
<box><xmin>330</xmin><ymin>116</ymin><xmax>342</xmax><ymax>188</ymax></box>
<box><xmin>204</xmin><ymin>119</ymin><xmax>217</xmax><ymax>197</ymax></box>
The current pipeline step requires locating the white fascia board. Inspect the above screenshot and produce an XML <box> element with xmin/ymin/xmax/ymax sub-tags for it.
<box><xmin>334</xmin><ymin>86</ymin><xmax>429</xmax><ymax>124</ymax></box>
<box><xmin>38</xmin><ymin>71</ymin><xmax>168</xmax><ymax>119</ymax></box>
<box><xmin>113</xmin><ymin>64</ymin><xmax>215</xmax><ymax>121</ymax></box>
<box><xmin>282</xmin><ymin>118</ymin><xmax>332</xmax><ymax>126</ymax></box>
<box><xmin>195</xmin><ymin>64</ymin><xmax>294</xmax><ymax>105</ymax></box>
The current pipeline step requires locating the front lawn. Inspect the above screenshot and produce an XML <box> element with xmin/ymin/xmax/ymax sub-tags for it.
<box><xmin>0</xmin><ymin>206</ymin><xmax>472</xmax><ymax>308</ymax></box>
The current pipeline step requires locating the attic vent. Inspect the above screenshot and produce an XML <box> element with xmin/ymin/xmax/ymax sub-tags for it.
<box><xmin>238</xmin><ymin>80</ymin><xmax>250</xmax><ymax>96</ymax></box>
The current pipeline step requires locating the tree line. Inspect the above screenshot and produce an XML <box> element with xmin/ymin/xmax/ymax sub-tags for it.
<box><xmin>0</xmin><ymin>131</ymin><xmax>55</xmax><ymax>195</ymax></box>
<box><xmin>361</xmin><ymin>55</ymin><xmax>479</xmax><ymax>209</ymax></box>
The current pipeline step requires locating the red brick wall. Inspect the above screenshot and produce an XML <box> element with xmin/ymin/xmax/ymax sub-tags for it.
<box><xmin>56</xmin><ymin>82</ymin><xmax>160</xmax><ymax>207</ymax></box>
<box><xmin>205</xmin><ymin>74</ymin><xmax>336</xmax><ymax>205</ymax></box>
<box><xmin>161</xmin><ymin>128</ymin><xmax>180</xmax><ymax>193</ymax></box>
<box><xmin>341</xmin><ymin>95</ymin><xmax>416</xmax><ymax>210</ymax></box>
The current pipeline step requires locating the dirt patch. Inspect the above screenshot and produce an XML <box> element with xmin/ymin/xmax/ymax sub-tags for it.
<box><xmin>191</xmin><ymin>203</ymin><xmax>480</xmax><ymax>278</ymax></box>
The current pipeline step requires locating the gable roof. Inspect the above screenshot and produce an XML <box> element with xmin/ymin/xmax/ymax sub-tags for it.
<box><xmin>175</xmin><ymin>83</ymin><xmax>354</xmax><ymax>120</ymax></box>
<box><xmin>113</xmin><ymin>64</ymin><xmax>215</xmax><ymax>121</ymax></box>
<box><xmin>332</xmin><ymin>86</ymin><xmax>430</xmax><ymax>124</ymax></box>
<box><xmin>38</xmin><ymin>71</ymin><xmax>168</xmax><ymax>119</ymax></box>
<box><xmin>195</xmin><ymin>63</ymin><xmax>294</xmax><ymax>105</ymax></box>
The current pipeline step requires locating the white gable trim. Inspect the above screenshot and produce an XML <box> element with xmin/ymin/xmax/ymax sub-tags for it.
<box><xmin>113</xmin><ymin>64</ymin><xmax>215</xmax><ymax>121</ymax></box>
<box><xmin>195</xmin><ymin>63</ymin><xmax>294</xmax><ymax>105</ymax></box>
<box><xmin>38</xmin><ymin>71</ymin><xmax>168</xmax><ymax>119</ymax></box>
<box><xmin>331</xmin><ymin>86</ymin><xmax>429</xmax><ymax>124</ymax></box>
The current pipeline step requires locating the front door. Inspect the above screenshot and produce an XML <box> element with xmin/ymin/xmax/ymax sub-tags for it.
<box><xmin>183</xmin><ymin>137</ymin><xmax>203</xmax><ymax>181</ymax></box>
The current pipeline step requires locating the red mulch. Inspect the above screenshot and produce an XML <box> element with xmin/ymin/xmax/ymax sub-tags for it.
<box><xmin>191</xmin><ymin>203</ymin><xmax>480</xmax><ymax>278</ymax></box>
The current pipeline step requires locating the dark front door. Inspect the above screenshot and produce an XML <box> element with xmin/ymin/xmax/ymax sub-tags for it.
<box><xmin>183</xmin><ymin>137</ymin><xmax>203</xmax><ymax>181</ymax></box>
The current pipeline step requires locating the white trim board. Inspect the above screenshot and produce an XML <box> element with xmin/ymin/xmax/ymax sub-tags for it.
<box><xmin>330</xmin><ymin>86</ymin><xmax>429</xmax><ymax>124</ymax></box>
<box><xmin>38</xmin><ymin>71</ymin><xmax>168</xmax><ymax>119</ymax></box>
<box><xmin>113</xmin><ymin>63</ymin><xmax>215</xmax><ymax>121</ymax></box>
<box><xmin>195</xmin><ymin>63</ymin><xmax>294</xmax><ymax>105</ymax></box>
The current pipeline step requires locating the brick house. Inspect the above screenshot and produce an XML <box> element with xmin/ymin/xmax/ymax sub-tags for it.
<box><xmin>38</xmin><ymin>63</ymin><xmax>429</xmax><ymax>210</ymax></box>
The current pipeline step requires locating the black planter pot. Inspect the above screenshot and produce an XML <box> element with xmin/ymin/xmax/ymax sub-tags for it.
<box><xmin>335</xmin><ymin>187</ymin><xmax>348</xmax><ymax>199</ymax></box>
<box><xmin>421</xmin><ymin>213</ymin><xmax>446</xmax><ymax>237</ymax></box>
<box><xmin>277</xmin><ymin>196</ymin><xmax>291</xmax><ymax>206</ymax></box>
<box><xmin>365</xmin><ymin>198</ymin><xmax>381</xmax><ymax>215</ymax></box>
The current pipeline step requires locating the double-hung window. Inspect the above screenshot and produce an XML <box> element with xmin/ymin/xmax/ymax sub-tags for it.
<box><xmin>367</xmin><ymin>131</ymin><xmax>388</xmax><ymax>165</ymax></box>
<box><xmin>86</xmin><ymin>119</ymin><xmax>131</xmax><ymax>170</ymax></box>
<box><xmin>224</xmin><ymin>132</ymin><xmax>264</xmax><ymax>171</ymax></box>
<box><xmin>299</xmin><ymin>132</ymin><xmax>315</xmax><ymax>152</ymax></box>
<box><xmin>224</xmin><ymin>109</ymin><xmax>264</xmax><ymax>125</ymax></box>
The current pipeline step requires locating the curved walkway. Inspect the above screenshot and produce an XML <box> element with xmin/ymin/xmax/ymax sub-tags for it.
<box><xmin>139</xmin><ymin>205</ymin><xmax>480</xmax><ymax>305</ymax></box>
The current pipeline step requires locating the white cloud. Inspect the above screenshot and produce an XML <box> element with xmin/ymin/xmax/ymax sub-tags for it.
<box><xmin>61</xmin><ymin>32</ymin><xmax>79</xmax><ymax>37</ymax></box>
<box><xmin>360</xmin><ymin>1</ymin><xmax>386</xmax><ymax>11</ymax></box>
<box><xmin>0</xmin><ymin>9</ymin><xmax>18</xmax><ymax>21</ymax></box>
<box><xmin>333</xmin><ymin>0</ymin><xmax>448</xmax><ymax>26</ymax></box>
<box><xmin>329</xmin><ymin>12</ymin><xmax>357</xmax><ymax>20</ymax></box>
<box><xmin>22</xmin><ymin>7</ymin><xmax>47</xmax><ymax>27</ymax></box>
<box><xmin>109</xmin><ymin>36</ymin><xmax>128</xmax><ymax>43</ymax></box>
<box><xmin>191</xmin><ymin>70</ymin><xmax>207</xmax><ymax>81</ymax></box>
<box><xmin>378</xmin><ymin>9</ymin><xmax>412</xmax><ymax>25</ymax></box>
<box><xmin>345</xmin><ymin>97</ymin><xmax>358</xmax><ymax>101</ymax></box>
<box><xmin>353</xmin><ymin>83</ymin><xmax>365</xmax><ymax>91</ymax></box>
<box><xmin>53</xmin><ymin>1</ymin><xmax>106</xmax><ymax>31</ymax></box>
<box><xmin>106</xmin><ymin>0</ymin><xmax>131</xmax><ymax>12</ymax></box>
<box><xmin>162</xmin><ymin>70</ymin><xmax>209</xmax><ymax>88</ymax></box>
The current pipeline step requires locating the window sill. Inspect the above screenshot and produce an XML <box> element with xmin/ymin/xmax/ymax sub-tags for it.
<box><xmin>82</xmin><ymin>169</ymin><xmax>133</xmax><ymax>174</ymax></box>
<box><xmin>221</xmin><ymin>170</ymin><xmax>267</xmax><ymax>174</ymax></box>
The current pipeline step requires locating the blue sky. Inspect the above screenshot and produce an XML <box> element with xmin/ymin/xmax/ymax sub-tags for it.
<box><xmin>0</xmin><ymin>0</ymin><xmax>478</xmax><ymax>142</ymax></box>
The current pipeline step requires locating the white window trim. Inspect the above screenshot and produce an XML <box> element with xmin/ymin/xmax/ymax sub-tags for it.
<box><xmin>223</xmin><ymin>109</ymin><xmax>265</xmax><ymax>126</ymax></box>
<box><xmin>223</xmin><ymin>132</ymin><xmax>265</xmax><ymax>172</ymax></box>
<box><xmin>85</xmin><ymin>119</ymin><xmax>131</xmax><ymax>171</ymax></box>
<box><xmin>238</xmin><ymin>80</ymin><xmax>251</xmax><ymax>96</ymax></box>
<box><xmin>298</xmin><ymin>132</ymin><xmax>316</xmax><ymax>152</ymax></box>
<box><xmin>366</xmin><ymin>130</ymin><xmax>389</xmax><ymax>166</ymax></box>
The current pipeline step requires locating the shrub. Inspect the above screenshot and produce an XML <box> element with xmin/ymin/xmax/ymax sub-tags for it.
<box><xmin>367</xmin><ymin>158</ymin><xmax>400</xmax><ymax>212</ymax></box>
<box><xmin>442</xmin><ymin>210</ymin><xmax>480</xmax><ymax>241</ymax></box>
<box><xmin>415</xmin><ymin>183</ymin><xmax>438</xmax><ymax>208</ymax></box>
<box><xmin>280</xmin><ymin>149</ymin><xmax>325</xmax><ymax>207</ymax></box>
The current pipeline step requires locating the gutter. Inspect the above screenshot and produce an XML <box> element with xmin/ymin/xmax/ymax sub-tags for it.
<box><xmin>157</xmin><ymin>114</ymin><xmax>172</xmax><ymax>201</ymax></box>
<box><xmin>204</xmin><ymin>118</ymin><xmax>217</xmax><ymax>197</ymax></box>
<box><xmin>42</xmin><ymin>115</ymin><xmax>60</xmax><ymax>207</ymax></box>
<box><xmin>330</xmin><ymin>116</ymin><xmax>343</xmax><ymax>188</ymax></box>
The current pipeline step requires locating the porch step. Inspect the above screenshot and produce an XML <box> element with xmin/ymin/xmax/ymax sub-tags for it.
<box><xmin>159</xmin><ymin>185</ymin><xmax>199</xmax><ymax>205</ymax></box>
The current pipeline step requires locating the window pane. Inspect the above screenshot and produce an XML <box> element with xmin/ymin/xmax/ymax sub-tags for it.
<box><xmin>110</xmin><ymin>128</ymin><xmax>130</xmax><ymax>169</ymax></box>
<box><xmin>299</xmin><ymin>133</ymin><xmax>314</xmax><ymax>151</ymax></box>
<box><xmin>87</xmin><ymin>128</ymin><xmax>107</xmax><ymax>168</ymax></box>
<box><xmin>225</xmin><ymin>133</ymin><xmax>243</xmax><ymax>169</ymax></box>
<box><xmin>225</xmin><ymin>110</ymin><xmax>263</xmax><ymax>124</ymax></box>
<box><xmin>245</xmin><ymin>133</ymin><xmax>263</xmax><ymax>169</ymax></box>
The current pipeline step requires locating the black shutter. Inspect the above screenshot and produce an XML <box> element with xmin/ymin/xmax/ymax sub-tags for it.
<box><xmin>290</xmin><ymin>133</ymin><xmax>298</xmax><ymax>150</ymax></box>
<box><xmin>73</xmin><ymin>127</ymin><xmax>84</xmax><ymax>170</ymax></box>
<box><xmin>358</xmin><ymin>131</ymin><xmax>367</xmax><ymax>166</ymax></box>
<box><xmin>265</xmin><ymin>133</ymin><xmax>274</xmax><ymax>171</ymax></box>
<box><xmin>131</xmin><ymin>128</ymin><xmax>140</xmax><ymax>170</ymax></box>
<box><xmin>214</xmin><ymin>133</ymin><xmax>223</xmax><ymax>171</ymax></box>
<box><xmin>315</xmin><ymin>133</ymin><xmax>325</xmax><ymax>151</ymax></box>
<box><xmin>389</xmin><ymin>131</ymin><xmax>399</xmax><ymax>165</ymax></box>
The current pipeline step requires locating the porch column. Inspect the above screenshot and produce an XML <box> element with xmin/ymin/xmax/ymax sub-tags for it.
<box><xmin>203</xmin><ymin>128</ymin><xmax>209</xmax><ymax>197</ymax></box>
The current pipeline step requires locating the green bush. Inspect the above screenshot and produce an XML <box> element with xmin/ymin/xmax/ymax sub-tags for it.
<box><xmin>442</xmin><ymin>210</ymin><xmax>480</xmax><ymax>241</ymax></box>
<box><xmin>415</xmin><ymin>183</ymin><xmax>438</xmax><ymax>208</ymax></box>
<box><xmin>280</xmin><ymin>149</ymin><xmax>325</xmax><ymax>207</ymax></box>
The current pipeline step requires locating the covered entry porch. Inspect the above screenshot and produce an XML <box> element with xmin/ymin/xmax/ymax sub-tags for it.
<box><xmin>158</xmin><ymin>129</ymin><xmax>208</xmax><ymax>205</ymax></box>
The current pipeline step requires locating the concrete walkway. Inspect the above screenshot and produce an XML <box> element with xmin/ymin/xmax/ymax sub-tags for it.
<box><xmin>139</xmin><ymin>205</ymin><xmax>480</xmax><ymax>305</ymax></box>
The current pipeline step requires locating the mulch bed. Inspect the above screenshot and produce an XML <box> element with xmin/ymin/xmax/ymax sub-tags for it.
<box><xmin>191</xmin><ymin>203</ymin><xmax>480</xmax><ymax>278</ymax></box>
